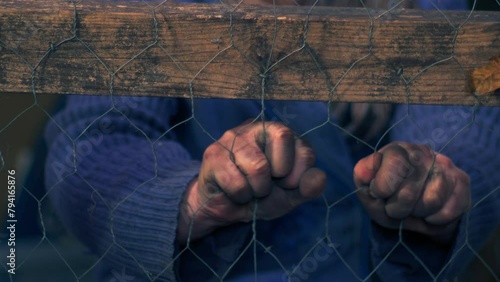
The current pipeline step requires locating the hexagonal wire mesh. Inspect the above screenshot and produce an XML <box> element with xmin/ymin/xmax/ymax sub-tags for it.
<box><xmin>0</xmin><ymin>0</ymin><xmax>498</xmax><ymax>281</ymax></box>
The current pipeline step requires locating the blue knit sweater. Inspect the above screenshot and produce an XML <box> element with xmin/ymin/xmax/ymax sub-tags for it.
<box><xmin>44</xmin><ymin>94</ymin><xmax>499</xmax><ymax>281</ymax></box>
<box><xmin>43</xmin><ymin>1</ymin><xmax>498</xmax><ymax>281</ymax></box>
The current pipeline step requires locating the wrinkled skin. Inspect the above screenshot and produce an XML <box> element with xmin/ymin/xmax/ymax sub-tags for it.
<box><xmin>177</xmin><ymin>121</ymin><xmax>326</xmax><ymax>243</ymax></box>
<box><xmin>177</xmin><ymin>122</ymin><xmax>470</xmax><ymax>246</ymax></box>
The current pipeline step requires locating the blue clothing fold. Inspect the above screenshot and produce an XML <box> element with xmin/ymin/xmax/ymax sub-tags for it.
<box><xmin>43</xmin><ymin>1</ymin><xmax>498</xmax><ymax>281</ymax></box>
<box><xmin>45</xmin><ymin>96</ymin><xmax>499</xmax><ymax>282</ymax></box>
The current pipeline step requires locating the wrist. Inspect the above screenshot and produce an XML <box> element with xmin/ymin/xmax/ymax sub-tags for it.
<box><xmin>176</xmin><ymin>179</ymin><xmax>220</xmax><ymax>244</ymax></box>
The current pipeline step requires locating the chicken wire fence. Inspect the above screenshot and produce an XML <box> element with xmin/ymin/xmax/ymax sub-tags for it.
<box><xmin>0</xmin><ymin>0</ymin><xmax>499</xmax><ymax>281</ymax></box>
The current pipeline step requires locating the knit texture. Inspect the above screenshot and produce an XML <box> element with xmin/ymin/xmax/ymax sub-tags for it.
<box><xmin>45</xmin><ymin>95</ymin><xmax>498</xmax><ymax>282</ymax></box>
<box><xmin>372</xmin><ymin>104</ymin><xmax>500</xmax><ymax>281</ymax></box>
<box><xmin>44</xmin><ymin>2</ymin><xmax>491</xmax><ymax>280</ymax></box>
<box><xmin>45</xmin><ymin>95</ymin><xmax>201</xmax><ymax>281</ymax></box>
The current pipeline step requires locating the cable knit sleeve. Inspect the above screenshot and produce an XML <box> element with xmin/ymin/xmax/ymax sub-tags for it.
<box><xmin>370</xmin><ymin>104</ymin><xmax>500</xmax><ymax>281</ymax></box>
<box><xmin>44</xmin><ymin>95</ymin><xmax>201</xmax><ymax>281</ymax></box>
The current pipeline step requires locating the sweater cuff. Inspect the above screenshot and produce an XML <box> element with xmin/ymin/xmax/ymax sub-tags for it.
<box><xmin>107</xmin><ymin>157</ymin><xmax>202</xmax><ymax>282</ymax></box>
<box><xmin>45</xmin><ymin>129</ymin><xmax>202</xmax><ymax>281</ymax></box>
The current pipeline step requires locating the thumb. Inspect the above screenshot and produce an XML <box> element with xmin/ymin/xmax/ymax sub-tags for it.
<box><xmin>354</xmin><ymin>151</ymin><xmax>382</xmax><ymax>188</ymax></box>
<box><xmin>298</xmin><ymin>167</ymin><xmax>327</xmax><ymax>199</ymax></box>
<box><xmin>255</xmin><ymin>167</ymin><xmax>326</xmax><ymax>220</ymax></box>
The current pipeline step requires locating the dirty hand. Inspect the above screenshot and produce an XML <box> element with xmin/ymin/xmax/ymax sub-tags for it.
<box><xmin>331</xmin><ymin>103</ymin><xmax>393</xmax><ymax>142</ymax></box>
<box><xmin>177</xmin><ymin>121</ymin><xmax>326</xmax><ymax>244</ymax></box>
<box><xmin>354</xmin><ymin>142</ymin><xmax>470</xmax><ymax>244</ymax></box>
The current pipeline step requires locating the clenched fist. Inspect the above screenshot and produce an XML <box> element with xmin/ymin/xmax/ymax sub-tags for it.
<box><xmin>177</xmin><ymin>121</ymin><xmax>326</xmax><ymax>244</ymax></box>
<box><xmin>354</xmin><ymin>142</ymin><xmax>471</xmax><ymax>244</ymax></box>
<box><xmin>330</xmin><ymin>103</ymin><xmax>393</xmax><ymax>142</ymax></box>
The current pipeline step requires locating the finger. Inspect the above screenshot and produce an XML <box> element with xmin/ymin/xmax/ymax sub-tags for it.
<box><xmin>354</xmin><ymin>150</ymin><xmax>406</xmax><ymax>229</ymax></box>
<box><xmin>383</xmin><ymin>147</ymin><xmax>433</xmax><ymax>219</ymax></box>
<box><xmin>298</xmin><ymin>167</ymin><xmax>327</xmax><ymax>199</ymax></box>
<box><xmin>389</xmin><ymin>142</ymin><xmax>434</xmax><ymax>168</ymax></box>
<box><xmin>330</xmin><ymin>102</ymin><xmax>350</xmax><ymax>125</ymax></box>
<box><xmin>276</xmin><ymin>138</ymin><xmax>316</xmax><ymax>189</ymax></box>
<box><xmin>215</xmin><ymin>125</ymin><xmax>272</xmax><ymax>199</ymax></box>
<box><xmin>231</xmin><ymin>139</ymin><xmax>273</xmax><ymax>198</ymax></box>
<box><xmin>425</xmin><ymin>165</ymin><xmax>471</xmax><ymax>225</ymax></box>
<box><xmin>256</xmin><ymin>167</ymin><xmax>326</xmax><ymax>220</ymax></box>
<box><xmin>356</xmin><ymin>186</ymin><xmax>401</xmax><ymax>229</ymax></box>
<box><xmin>412</xmin><ymin>166</ymin><xmax>453</xmax><ymax>217</ymax></box>
<box><xmin>346</xmin><ymin>103</ymin><xmax>370</xmax><ymax>136</ymax></box>
<box><xmin>384</xmin><ymin>180</ymin><xmax>425</xmax><ymax>219</ymax></box>
<box><xmin>353</xmin><ymin>151</ymin><xmax>383</xmax><ymax>189</ymax></box>
<box><xmin>203</xmin><ymin>143</ymin><xmax>253</xmax><ymax>204</ymax></box>
<box><xmin>369</xmin><ymin>145</ymin><xmax>413</xmax><ymax>199</ymax></box>
<box><xmin>263</xmin><ymin>123</ymin><xmax>296</xmax><ymax>177</ymax></box>
<box><xmin>363</xmin><ymin>104</ymin><xmax>392</xmax><ymax>141</ymax></box>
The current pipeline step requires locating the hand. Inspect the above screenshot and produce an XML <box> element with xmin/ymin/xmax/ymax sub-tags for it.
<box><xmin>331</xmin><ymin>103</ymin><xmax>393</xmax><ymax>142</ymax></box>
<box><xmin>177</xmin><ymin>121</ymin><xmax>326</xmax><ymax>244</ymax></box>
<box><xmin>353</xmin><ymin>142</ymin><xmax>471</xmax><ymax>244</ymax></box>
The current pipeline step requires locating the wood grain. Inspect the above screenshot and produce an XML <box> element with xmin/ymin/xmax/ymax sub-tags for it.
<box><xmin>0</xmin><ymin>1</ymin><xmax>499</xmax><ymax>105</ymax></box>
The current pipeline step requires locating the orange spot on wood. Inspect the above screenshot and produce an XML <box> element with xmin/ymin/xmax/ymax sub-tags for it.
<box><xmin>470</xmin><ymin>55</ymin><xmax>500</xmax><ymax>95</ymax></box>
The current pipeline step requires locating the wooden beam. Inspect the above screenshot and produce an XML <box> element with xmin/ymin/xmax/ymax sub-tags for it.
<box><xmin>0</xmin><ymin>1</ymin><xmax>499</xmax><ymax>105</ymax></box>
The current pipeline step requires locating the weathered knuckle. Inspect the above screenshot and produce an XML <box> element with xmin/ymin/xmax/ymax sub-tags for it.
<box><xmin>418</xmin><ymin>144</ymin><xmax>433</xmax><ymax>155</ymax></box>
<box><xmin>371</xmin><ymin>181</ymin><xmax>393</xmax><ymax>198</ymax></box>
<box><xmin>386</xmin><ymin>143</ymin><xmax>407</xmax><ymax>154</ymax></box>
<box><xmin>222</xmin><ymin>128</ymin><xmax>238</xmax><ymax>141</ymax></box>
<box><xmin>381</xmin><ymin>172</ymin><xmax>402</xmax><ymax>194</ymax></box>
<box><xmin>249</xmin><ymin>156</ymin><xmax>270</xmax><ymax>176</ymax></box>
<box><xmin>203</xmin><ymin>143</ymin><xmax>221</xmax><ymax>161</ymax></box>
<box><xmin>215</xmin><ymin>172</ymin><xmax>252</xmax><ymax>204</ymax></box>
<box><xmin>202</xmin><ymin>182</ymin><xmax>220</xmax><ymax>198</ymax></box>
<box><xmin>399</xmin><ymin>188</ymin><xmax>418</xmax><ymax>204</ymax></box>
<box><xmin>423</xmin><ymin>191</ymin><xmax>444</xmax><ymax>211</ymax></box>
<box><xmin>385</xmin><ymin>152</ymin><xmax>412</xmax><ymax>178</ymax></box>
<box><xmin>430</xmin><ymin>165</ymin><xmax>444</xmax><ymax>178</ymax></box>
<box><xmin>217</xmin><ymin>170</ymin><xmax>244</xmax><ymax>191</ymax></box>
<box><xmin>438</xmin><ymin>207</ymin><xmax>460</xmax><ymax>222</ymax></box>
<box><xmin>408</xmin><ymin>147</ymin><xmax>431</xmax><ymax>167</ymax></box>
<box><xmin>394</xmin><ymin>159</ymin><xmax>415</xmax><ymax>178</ymax></box>
<box><xmin>429</xmin><ymin>169</ymin><xmax>447</xmax><ymax>187</ymax></box>
<box><xmin>298</xmin><ymin>145</ymin><xmax>316</xmax><ymax>167</ymax></box>
<box><xmin>272</xmin><ymin>126</ymin><xmax>294</xmax><ymax>141</ymax></box>
<box><xmin>213</xmin><ymin>169</ymin><xmax>229</xmax><ymax>188</ymax></box>
<box><xmin>438</xmin><ymin>155</ymin><xmax>455</xmax><ymax>169</ymax></box>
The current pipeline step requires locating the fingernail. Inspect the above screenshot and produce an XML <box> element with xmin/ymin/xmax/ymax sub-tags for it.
<box><xmin>368</xmin><ymin>180</ymin><xmax>378</xmax><ymax>198</ymax></box>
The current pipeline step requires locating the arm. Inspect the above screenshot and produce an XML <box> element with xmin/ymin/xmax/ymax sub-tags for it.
<box><xmin>358</xmin><ymin>105</ymin><xmax>499</xmax><ymax>281</ymax></box>
<box><xmin>176</xmin><ymin>121</ymin><xmax>326</xmax><ymax>244</ymax></box>
<box><xmin>45</xmin><ymin>96</ymin><xmax>325</xmax><ymax>281</ymax></box>
<box><xmin>44</xmin><ymin>95</ymin><xmax>201</xmax><ymax>281</ymax></box>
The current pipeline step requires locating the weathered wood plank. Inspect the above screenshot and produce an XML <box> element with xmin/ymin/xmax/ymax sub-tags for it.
<box><xmin>0</xmin><ymin>1</ymin><xmax>499</xmax><ymax>105</ymax></box>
